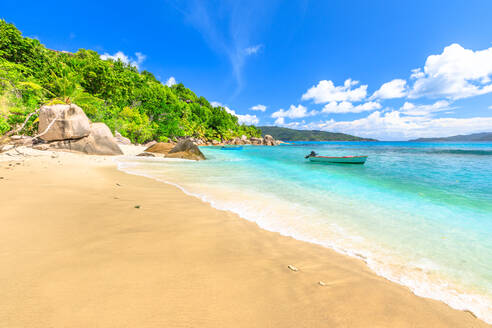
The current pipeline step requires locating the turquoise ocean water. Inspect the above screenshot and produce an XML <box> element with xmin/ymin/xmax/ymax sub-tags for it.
<box><xmin>118</xmin><ymin>141</ymin><xmax>492</xmax><ymax>323</ymax></box>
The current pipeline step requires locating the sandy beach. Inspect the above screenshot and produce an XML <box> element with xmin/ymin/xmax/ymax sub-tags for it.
<box><xmin>0</xmin><ymin>148</ymin><xmax>489</xmax><ymax>328</ymax></box>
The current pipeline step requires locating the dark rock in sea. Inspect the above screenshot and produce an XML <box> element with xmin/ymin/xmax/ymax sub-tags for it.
<box><xmin>167</xmin><ymin>139</ymin><xmax>206</xmax><ymax>161</ymax></box>
<box><xmin>144</xmin><ymin>142</ymin><xmax>175</xmax><ymax>155</ymax></box>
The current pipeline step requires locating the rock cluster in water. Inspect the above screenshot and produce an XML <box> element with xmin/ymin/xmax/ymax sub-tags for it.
<box><xmin>143</xmin><ymin>140</ymin><xmax>206</xmax><ymax>161</ymax></box>
<box><xmin>178</xmin><ymin>134</ymin><xmax>281</xmax><ymax>146</ymax></box>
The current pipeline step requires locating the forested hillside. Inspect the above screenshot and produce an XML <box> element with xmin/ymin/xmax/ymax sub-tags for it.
<box><xmin>0</xmin><ymin>20</ymin><xmax>260</xmax><ymax>143</ymax></box>
<box><xmin>410</xmin><ymin>132</ymin><xmax>492</xmax><ymax>142</ymax></box>
<box><xmin>259</xmin><ymin>126</ymin><xmax>376</xmax><ymax>141</ymax></box>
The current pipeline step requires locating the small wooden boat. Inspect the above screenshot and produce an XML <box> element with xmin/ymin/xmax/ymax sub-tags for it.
<box><xmin>221</xmin><ymin>146</ymin><xmax>243</xmax><ymax>150</ymax></box>
<box><xmin>305</xmin><ymin>151</ymin><xmax>367</xmax><ymax>164</ymax></box>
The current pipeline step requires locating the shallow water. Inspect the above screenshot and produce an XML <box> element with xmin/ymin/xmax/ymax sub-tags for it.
<box><xmin>118</xmin><ymin>141</ymin><xmax>492</xmax><ymax>323</ymax></box>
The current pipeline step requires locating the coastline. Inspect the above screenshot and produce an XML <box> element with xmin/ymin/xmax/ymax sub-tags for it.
<box><xmin>0</xmin><ymin>148</ymin><xmax>489</xmax><ymax>327</ymax></box>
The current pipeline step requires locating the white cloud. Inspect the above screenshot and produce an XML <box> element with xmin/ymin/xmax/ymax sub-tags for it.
<box><xmin>211</xmin><ymin>101</ymin><xmax>259</xmax><ymax>125</ymax></box>
<box><xmin>310</xmin><ymin>110</ymin><xmax>492</xmax><ymax>140</ymax></box>
<box><xmin>371</xmin><ymin>79</ymin><xmax>407</xmax><ymax>99</ymax></box>
<box><xmin>274</xmin><ymin>117</ymin><xmax>285</xmax><ymax>125</ymax></box>
<box><xmin>400</xmin><ymin>100</ymin><xmax>451</xmax><ymax>116</ymax></box>
<box><xmin>271</xmin><ymin>104</ymin><xmax>317</xmax><ymax>119</ymax></box>
<box><xmin>284</xmin><ymin>120</ymin><xmax>305</xmax><ymax>128</ymax></box>
<box><xmin>100</xmin><ymin>51</ymin><xmax>146</xmax><ymax>69</ymax></box>
<box><xmin>245</xmin><ymin>44</ymin><xmax>262</xmax><ymax>55</ymax></box>
<box><xmin>236</xmin><ymin>114</ymin><xmax>260</xmax><ymax>125</ymax></box>
<box><xmin>409</xmin><ymin>43</ymin><xmax>492</xmax><ymax>99</ymax></box>
<box><xmin>250</xmin><ymin>104</ymin><xmax>267</xmax><ymax>111</ymax></box>
<box><xmin>135</xmin><ymin>52</ymin><xmax>146</xmax><ymax>65</ymax></box>
<box><xmin>302</xmin><ymin>79</ymin><xmax>367</xmax><ymax>104</ymax></box>
<box><xmin>165</xmin><ymin>76</ymin><xmax>177</xmax><ymax>87</ymax></box>
<box><xmin>322</xmin><ymin>101</ymin><xmax>381</xmax><ymax>114</ymax></box>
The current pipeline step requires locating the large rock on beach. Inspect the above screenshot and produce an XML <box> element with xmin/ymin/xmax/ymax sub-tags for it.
<box><xmin>167</xmin><ymin>139</ymin><xmax>206</xmax><ymax>161</ymax></box>
<box><xmin>263</xmin><ymin>134</ymin><xmax>276</xmax><ymax>146</ymax></box>
<box><xmin>10</xmin><ymin>135</ymin><xmax>33</xmax><ymax>147</ymax></box>
<box><xmin>250</xmin><ymin>137</ymin><xmax>263</xmax><ymax>145</ymax></box>
<box><xmin>230</xmin><ymin>137</ymin><xmax>243</xmax><ymax>145</ymax></box>
<box><xmin>145</xmin><ymin>142</ymin><xmax>175</xmax><ymax>155</ymax></box>
<box><xmin>50</xmin><ymin>123</ymin><xmax>123</xmax><ymax>155</ymax></box>
<box><xmin>38</xmin><ymin>104</ymin><xmax>91</xmax><ymax>141</ymax></box>
<box><xmin>114</xmin><ymin>131</ymin><xmax>132</xmax><ymax>145</ymax></box>
<box><xmin>143</xmin><ymin>140</ymin><xmax>157</xmax><ymax>148</ymax></box>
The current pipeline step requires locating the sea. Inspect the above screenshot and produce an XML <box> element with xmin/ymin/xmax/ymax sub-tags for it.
<box><xmin>117</xmin><ymin>141</ymin><xmax>492</xmax><ymax>323</ymax></box>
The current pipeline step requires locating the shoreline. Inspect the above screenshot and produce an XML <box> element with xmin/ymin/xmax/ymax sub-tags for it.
<box><xmin>117</xmin><ymin>154</ymin><xmax>492</xmax><ymax>325</ymax></box>
<box><xmin>1</xmin><ymin>147</ymin><xmax>490</xmax><ymax>327</ymax></box>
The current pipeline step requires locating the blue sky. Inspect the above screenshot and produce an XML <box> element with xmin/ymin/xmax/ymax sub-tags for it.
<box><xmin>2</xmin><ymin>0</ymin><xmax>492</xmax><ymax>140</ymax></box>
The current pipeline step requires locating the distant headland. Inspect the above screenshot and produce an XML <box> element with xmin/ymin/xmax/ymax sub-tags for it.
<box><xmin>258</xmin><ymin>126</ymin><xmax>377</xmax><ymax>141</ymax></box>
<box><xmin>409</xmin><ymin>132</ymin><xmax>492</xmax><ymax>142</ymax></box>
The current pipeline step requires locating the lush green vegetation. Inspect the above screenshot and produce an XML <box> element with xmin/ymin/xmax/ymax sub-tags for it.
<box><xmin>0</xmin><ymin>20</ymin><xmax>260</xmax><ymax>143</ymax></box>
<box><xmin>259</xmin><ymin>126</ymin><xmax>376</xmax><ymax>141</ymax></box>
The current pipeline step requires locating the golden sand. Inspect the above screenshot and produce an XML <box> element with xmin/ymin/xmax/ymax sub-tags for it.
<box><xmin>0</xmin><ymin>150</ymin><xmax>489</xmax><ymax>327</ymax></box>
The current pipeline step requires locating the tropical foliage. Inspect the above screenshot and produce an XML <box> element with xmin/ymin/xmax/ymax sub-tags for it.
<box><xmin>0</xmin><ymin>20</ymin><xmax>261</xmax><ymax>143</ymax></box>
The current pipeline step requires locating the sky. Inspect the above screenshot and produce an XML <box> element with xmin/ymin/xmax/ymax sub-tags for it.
<box><xmin>2</xmin><ymin>0</ymin><xmax>492</xmax><ymax>140</ymax></box>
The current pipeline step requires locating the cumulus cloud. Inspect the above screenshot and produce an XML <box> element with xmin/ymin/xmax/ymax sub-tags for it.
<box><xmin>245</xmin><ymin>44</ymin><xmax>263</xmax><ymax>55</ymax></box>
<box><xmin>322</xmin><ymin>101</ymin><xmax>381</xmax><ymax>114</ymax></box>
<box><xmin>309</xmin><ymin>110</ymin><xmax>492</xmax><ymax>140</ymax></box>
<box><xmin>400</xmin><ymin>100</ymin><xmax>451</xmax><ymax>116</ymax></box>
<box><xmin>211</xmin><ymin>101</ymin><xmax>259</xmax><ymax>125</ymax></box>
<box><xmin>100</xmin><ymin>51</ymin><xmax>146</xmax><ymax>69</ymax></box>
<box><xmin>408</xmin><ymin>43</ymin><xmax>492</xmax><ymax>99</ymax></box>
<box><xmin>274</xmin><ymin>117</ymin><xmax>285</xmax><ymax>125</ymax></box>
<box><xmin>371</xmin><ymin>79</ymin><xmax>407</xmax><ymax>99</ymax></box>
<box><xmin>302</xmin><ymin>79</ymin><xmax>367</xmax><ymax>104</ymax></box>
<box><xmin>250</xmin><ymin>104</ymin><xmax>267</xmax><ymax>111</ymax></box>
<box><xmin>235</xmin><ymin>113</ymin><xmax>260</xmax><ymax>125</ymax></box>
<box><xmin>271</xmin><ymin>104</ymin><xmax>317</xmax><ymax>119</ymax></box>
<box><xmin>165</xmin><ymin>76</ymin><xmax>177</xmax><ymax>87</ymax></box>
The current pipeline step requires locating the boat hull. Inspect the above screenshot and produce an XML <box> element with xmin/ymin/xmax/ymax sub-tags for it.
<box><xmin>309</xmin><ymin>156</ymin><xmax>367</xmax><ymax>164</ymax></box>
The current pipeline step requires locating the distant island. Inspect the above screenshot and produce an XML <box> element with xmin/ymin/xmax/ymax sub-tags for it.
<box><xmin>410</xmin><ymin>132</ymin><xmax>492</xmax><ymax>142</ymax></box>
<box><xmin>259</xmin><ymin>126</ymin><xmax>377</xmax><ymax>141</ymax></box>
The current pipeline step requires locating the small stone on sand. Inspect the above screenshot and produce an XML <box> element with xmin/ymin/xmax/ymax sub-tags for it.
<box><xmin>318</xmin><ymin>281</ymin><xmax>326</xmax><ymax>286</ymax></box>
<box><xmin>135</xmin><ymin>205</ymin><xmax>141</xmax><ymax>209</ymax></box>
<box><xmin>287</xmin><ymin>265</ymin><xmax>298</xmax><ymax>272</ymax></box>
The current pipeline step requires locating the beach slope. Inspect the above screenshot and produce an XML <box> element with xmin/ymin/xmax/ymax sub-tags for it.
<box><xmin>0</xmin><ymin>150</ymin><xmax>488</xmax><ymax>327</ymax></box>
